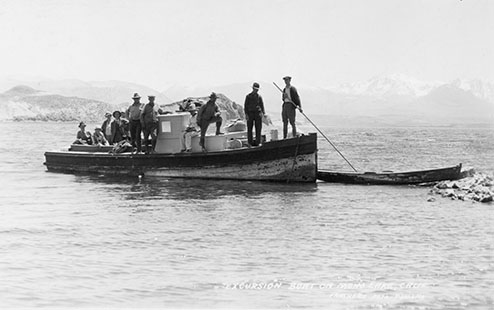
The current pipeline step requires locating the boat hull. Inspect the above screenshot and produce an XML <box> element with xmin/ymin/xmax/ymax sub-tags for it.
<box><xmin>45</xmin><ymin>134</ymin><xmax>318</xmax><ymax>182</ymax></box>
<box><xmin>317</xmin><ymin>164</ymin><xmax>462</xmax><ymax>185</ymax></box>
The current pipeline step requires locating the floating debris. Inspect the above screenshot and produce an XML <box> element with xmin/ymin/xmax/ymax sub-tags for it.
<box><xmin>429</xmin><ymin>169</ymin><xmax>493</xmax><ymax>203</ymax></box>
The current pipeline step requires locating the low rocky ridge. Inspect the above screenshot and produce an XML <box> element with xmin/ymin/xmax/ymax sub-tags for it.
<box><xmin>428</xmin><ymin>170</ymin><xmax>493</xmax><ymax>203</ymax></box>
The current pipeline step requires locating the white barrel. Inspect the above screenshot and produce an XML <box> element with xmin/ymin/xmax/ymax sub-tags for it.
<box><xmin>270</xmin><ymin>129</ymin><xmax>278</xmax><ymax>141</ymax></box>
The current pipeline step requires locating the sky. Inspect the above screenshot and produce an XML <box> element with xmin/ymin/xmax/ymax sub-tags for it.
<box><xmin>0</xmin><ymin>0</ymin><xmax>493</xmax><ymax>90</ymax></box>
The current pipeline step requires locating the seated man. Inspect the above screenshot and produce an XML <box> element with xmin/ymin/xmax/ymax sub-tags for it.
<box><xmin>92</xmin><ymin>127</ymin><xmax>109</xmax><ymax>145</ymax></box>
<box><xmin>180</xmin><ymin>104</ymin><xmax>200</xmax><ymax>152</ymax></box>
<box><xmin>196</xmin><ymin>92</ymin><xmax>223</xmax><ymax>152</ymax></box>
<box><xmin>74</xmin><ymin>121</ymin><xmax>93</xmax><ymax>145</ymax></box>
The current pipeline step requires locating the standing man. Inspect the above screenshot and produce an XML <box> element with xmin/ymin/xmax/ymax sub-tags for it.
<box><xmin>244</xmin><ymin>82</ymin><xmax>265</xmax><ymax>146</ymax></box>
<box><xmin>140</xmin><ymin>95</ymin><xmax>159</xmax><ymax>154</ymax></box>
<box><xmin>126</xmin><ymin>93</ymin><xmax>144</xmax><ymax>153</ymax></box>
<box><xmin>197</xmin><ymin>92</ymin><xmax>223</xmax><ymax>152</ymax></box>
<box><xmin>101</xmin><ymin>112</ymin><xmax>113</xmax><ymax>142</ymax></box>
<box><xmin>281</xmin><ymin>76</ymin><xmax>302</xmax><ymax>139</ymax></box>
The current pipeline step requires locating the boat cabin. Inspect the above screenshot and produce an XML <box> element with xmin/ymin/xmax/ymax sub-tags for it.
<box><xmin>155</xmin><ymin>112</ymin><xmax>246</xmax><ymax>153</ymax></box>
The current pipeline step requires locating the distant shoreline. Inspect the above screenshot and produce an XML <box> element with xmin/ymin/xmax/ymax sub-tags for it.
<box><xmin>2</xmin><ymin>117</ymin><xmax>492</xmax><ymax>129</ymax></box>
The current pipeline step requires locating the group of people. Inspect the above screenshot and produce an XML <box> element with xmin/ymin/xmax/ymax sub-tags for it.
<box><xmin>75</xmin><ymin>93</ymin><xmax>160</xmax><ymax>154</ymax></box>
<box><xmin>74</xmin><ymin>75</ymin><xmax>303</xmax><ymax>153</ymax></box>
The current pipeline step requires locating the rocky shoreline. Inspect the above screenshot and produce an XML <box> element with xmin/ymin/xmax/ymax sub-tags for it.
<box><xmin>428</xmin><ymin>169</ymin><xmax>493</xmax><ymax>203</ymax></box>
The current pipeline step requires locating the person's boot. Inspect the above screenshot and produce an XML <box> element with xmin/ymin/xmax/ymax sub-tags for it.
<box><xmin>215</xmin><ymin>123</ymin><xmax>224</xmax><ymax>135</ymax></box>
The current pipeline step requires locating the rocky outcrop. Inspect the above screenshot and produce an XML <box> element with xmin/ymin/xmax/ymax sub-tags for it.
<box><xmin>160</xmin><ymin>93</ymin><xmax>244</xmax><ymax>120</ymax></box>
<box><xmin>428</xmin><ymin>169</ymin><xmax>493</xmax><ymax>203</ymax></box>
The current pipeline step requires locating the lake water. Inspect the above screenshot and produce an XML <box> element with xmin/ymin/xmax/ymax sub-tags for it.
<box><xmin>0</xmin><ymin>122</ymin><xmax>493</xmax><ymax>309</ymax></box>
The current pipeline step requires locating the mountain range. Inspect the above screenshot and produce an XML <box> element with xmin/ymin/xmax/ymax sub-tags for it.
<box><xmin>163</xmin><ymin>75</ymin><xmax>494</xmax><ymax>126</ymax></box>
<box><xmin>1</xmin><ymin>75</ymin><xmax>493</xmax><ymax>126</ymax></box>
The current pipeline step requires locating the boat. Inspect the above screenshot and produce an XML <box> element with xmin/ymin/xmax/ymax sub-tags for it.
<box><xmin>44</xmin><ymin>112</ymin><xmax>318</xmax><ymax>182</ymax></box>
<box><xmin>317</xmin><ymin>163</ymin><xmax>462</xmax><ymax>185</ymax></box>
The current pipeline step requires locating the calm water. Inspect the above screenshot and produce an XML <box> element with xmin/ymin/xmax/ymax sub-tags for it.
<box><xmin>0</xmin><ymin>122</ymin><xmax>493</xmax><ymax>309</ymax></box>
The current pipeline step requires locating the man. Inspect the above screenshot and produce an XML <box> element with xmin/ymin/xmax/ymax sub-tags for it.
<box><xmin>101</xmin><ymin>112</ymin><xmax>113</xmax><ymax>141</ymax></box>
<box><xmin>281</xmin><ymin>76</ymin><xmax>302</xmax><ymax>139</ymax></box>
<box><xmin>197</xmin><ymin>92</ymin><xmax>223</xmax><ymax>152</ymax></box>
<box><xmin>140</xmin><ymin>95</ymin><xmax>159</xmax><ymax>154</ymax></box>
<box><xmin>180</xmin><ymin>104</ymin><xmax>200</xmax><ymax>152</ymax></box>
<box><xmin>244</xmin><ymin>82</ymin><xmax>265</xmax><ymax>146</ymax></box>
<box><xmin>126</xmin><ymin>93</ymin><xmax>144</xmax><ymax>153</ymax></box>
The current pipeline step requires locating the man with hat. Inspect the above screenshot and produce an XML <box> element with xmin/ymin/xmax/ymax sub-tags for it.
<box><xmin>140</xmin><ymin>95</ymin><xmax>159</xmax><ymax>154</ymax></box>
<box><xmin>244</xmin><ymin>82</ymin><xmax>265</xmax><ymax>146</ymax></box>
<box><xmin>92</xmin><ymin>127</ymin><xmax>108</xmax><ymax>145</ymax></box>
<box><xmin>281</xmin><ymin>76</ymin><xmax>302</xmax><ymax>139</ymax></box>
<box><xmin>110</xmin><ymin>110</ymin><xmax>128</xmax><ymax>144</ymax></box>
<box><xmin>74</xmin><ymin>121</ymin><xmax>93</xmax><ymax>145</ymax></box>
<box><xmin>101</xmin><ymin>111</ymin><xmax>113</xmax><ymax>141</ymax></box>
<box><xmin>126</xmin><ymin>93</ymin><xmax>144</xmax><ymax>153</ymax></box>
<box><xmin>180</xmin><ymin>104</ymin><xmax>200</xmax><ymax>152</ymax></box>
<box><xmin>196</xmin><ymin>92</ymin><xmax>223</xmax><ymax>152</ymax></box>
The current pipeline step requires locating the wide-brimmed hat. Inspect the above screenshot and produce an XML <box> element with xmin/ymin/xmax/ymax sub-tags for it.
<box><xmin>252</xmin><ymin>82</ymin><xmax>260</xmax><ymax>90</ymax></box>
<box><xmin>209</xmin><ymin>92</ymin><xmax>218</xmax><ymax>99</ymax></box>
<box><xmin>112</xmin><ymin>110</ymin><xmax>122</xmax><ymax>117</ymax></box>
<box><xmin>105</xmin><ymin>111</ymin><xmax>112</xmax><ymax>117</ymax></box>
<box><xmin>187</xmin><ymin>104</ymin><xmax>198</xmax><ymax>112</ymax></box>
<box><xmin>283</xmin><ymin>76</ymin><xmax>292</xmax><ymax>80</ymax></box>
<box><xmin>78</xmin><ymin>121</ymin><xmax>86</xmax><ymax>128</ymax></box>
<box><xmin>132</xmin><ymin>93</ymin><xmax>141</xmax><ymax>99</ymax></box>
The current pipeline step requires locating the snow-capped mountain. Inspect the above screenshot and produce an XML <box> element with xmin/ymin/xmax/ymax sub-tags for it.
<box><xmin>328</xmin><ymin>74</ymin><xmax>494</xmax><ymax>104</ymax></box>
<box><xmin>329</xmin><ymin>74</ymin><xmax>442</xmax><ymax>98</ymax></box>
<box><xmin>450</xmin><ymin>78</ymin><xmax>494</xmax><ymax>104</ymax></box>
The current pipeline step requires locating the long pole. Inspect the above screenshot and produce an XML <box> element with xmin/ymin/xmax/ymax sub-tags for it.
<box><xmin>273</xmin><ymin>82</ymin><xmax>358</xmax><ymax>172</ymax></box>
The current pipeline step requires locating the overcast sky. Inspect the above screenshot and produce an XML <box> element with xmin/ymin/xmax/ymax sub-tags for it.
<box><xmin>0</xmin><ymin>0</ymin><xmax>492</xmax><ymax>90</ymax></box>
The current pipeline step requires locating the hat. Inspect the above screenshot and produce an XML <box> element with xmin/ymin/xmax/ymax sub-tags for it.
<box><xmin>252</xmin><ymin>82</ymin><xmax>260</xmax><ymax>90</ymax></box>
<box><xmin>105</xmin><ymin>112</ymin><xmax>112</xmax><ymax>117</ymax></box>
<box><xmin>148</xmin><ymin>95</ymin><xmax>156</xmax><ymax>99</ymax></box>
<box><xmin>94</xmin><ymin>127</ymin><xmax>102</xmax><ymax>131</ymax></box>
<box><xmin>112</xmin><ymin>110</ymin><xmax>122</xmax><ymax>117</ymax></box>
<box><xmin>132</xmin><ymin>93</ymin><xmax>141</xmax><ymax>99</ymax></box>
<box><xmin>209</xmin><ymin>92</ymin><xmax>218</xmax><ymax>99</ymax></box>
<box><xmin>283</xmin><ymin>76</ymin><xmax>292</xmax><ymax>80</ymax></box>
<box><xmin>79</xmin><ymin>121</ymin><xmax>86</xmax><ymax>128</ymax></box>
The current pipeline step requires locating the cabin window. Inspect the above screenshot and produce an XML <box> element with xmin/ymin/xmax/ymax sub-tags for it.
<box><xmin>161</xmin><ymin>121</ymin><xmax>171</xmax><ymax>133</ymax></box>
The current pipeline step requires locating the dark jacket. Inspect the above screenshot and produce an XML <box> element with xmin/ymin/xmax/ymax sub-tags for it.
<box><xmin>244</xmin><ymin>92</ymin><xmax>265</xmax><ymax>116</ymax></box>
<box><xmin>110</xmin><ymin>119</ymin><xmax>128</xmax><ymax>144</ymax></box>
<box><xmin>282</xmin><ymin>85</ymin><xmax>301</xmax><ymax>108</ymax></box>
<box><xmin>197</xmin><ymin>100</ymin><xmax>219</xmax><ymax>125</ymax></box>
<box><xmin>140</xmin><ymin>103</ymin><xmax>158</xmax><ymax>125</ymax></box>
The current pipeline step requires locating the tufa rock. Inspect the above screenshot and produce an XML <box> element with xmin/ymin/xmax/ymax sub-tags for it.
<box><xmin>160</xmin><ymin>93</ymin><xmax>244</xmax><ymax>120</ymax></box>
<box><xmin>430</xmin><ymin>171</ymin><xmax>494</xmax><ymax>203</ymax></box>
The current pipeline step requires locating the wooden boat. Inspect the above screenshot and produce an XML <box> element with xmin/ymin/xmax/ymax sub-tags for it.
<box><xmin>317</xmin><ymin>163</ymin><xmax>462</xmax><ymax>185</ymax></box>
<box><xmin>44</xmin><ymin>113</ymin><xmax>317</xmax><ymax>182</ymax></box>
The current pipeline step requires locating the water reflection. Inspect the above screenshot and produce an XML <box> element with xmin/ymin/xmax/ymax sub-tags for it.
<box><xmin>74</xmin><ymin>174</ymin><xmax>318</xmax><ymax>201</ymax></box>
